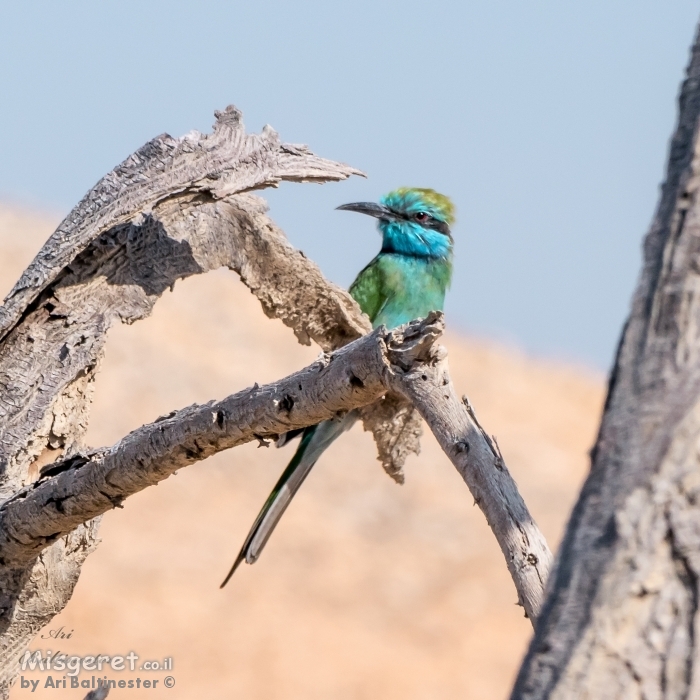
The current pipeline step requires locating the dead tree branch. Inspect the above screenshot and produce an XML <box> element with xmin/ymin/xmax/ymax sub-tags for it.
<box><xmin>0</xmin><ymin>312</ymin><xmax>551</xmax><ymax>629</ymax></box>
<box><xmin>389</xmin><ymin>351</ymin><xmax>552</xmax><ymax>621</ymax></box>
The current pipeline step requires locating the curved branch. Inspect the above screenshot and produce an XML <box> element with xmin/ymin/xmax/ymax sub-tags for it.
<box><xmin>0</xmin><ymin>106</ymin><xmax>363</xmax><ymax>343</ymax></box>
<box><xmin>388</xmin><ymin>345</ymin><xmax>552</xmax><ymax>622</ymax></box>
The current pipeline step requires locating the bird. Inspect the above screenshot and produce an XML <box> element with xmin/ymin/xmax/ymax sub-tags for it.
<box><xmin>220</xmin><ymin>187</ymin><xmax>455</xmax><ymax>587</ymax></box>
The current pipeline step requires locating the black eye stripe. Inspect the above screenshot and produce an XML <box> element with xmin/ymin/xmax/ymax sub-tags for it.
<box><xmin>424</xmin><ymin>218</ymin><xmax>451</xmax><ymax>235</ymax></box>
<box><xmin>386</xmin><ymin>207</ymin><xmax>451</xmax><ymax>236</ymax></box>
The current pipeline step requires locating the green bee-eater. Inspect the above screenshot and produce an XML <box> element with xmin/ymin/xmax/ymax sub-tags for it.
<box><xmin>221</xmin><ymin>187</ymin><xmax>455</xmax><ymax>587</ymax></box>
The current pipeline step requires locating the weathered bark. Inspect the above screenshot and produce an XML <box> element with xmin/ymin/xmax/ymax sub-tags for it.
<box><xmin>512</xmin><ymin>22</ymin><xmax>700</xmax><ymax>700</ymax></box>
<box><xmin>0</xmin><ymin>105</ymin><xmax>551</xmax><ymax>695</ymax></box>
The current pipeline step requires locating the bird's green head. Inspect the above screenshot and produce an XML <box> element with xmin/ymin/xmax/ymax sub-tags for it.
<box><xmin>380</xmin><ymin>187</ymin><xmax>455</xmax><ymax>227</ymax></box>
<box><xmin>337</xmin><ymin>187</ymin><xmax>455</xmax><ymax>259</ymax></box>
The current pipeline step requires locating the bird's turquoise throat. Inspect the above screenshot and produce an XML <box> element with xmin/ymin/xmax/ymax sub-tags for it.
<box><xmin>220</xmin><ymin>187</ymin><xmax>455</xmax><ymax>587</ymax></box>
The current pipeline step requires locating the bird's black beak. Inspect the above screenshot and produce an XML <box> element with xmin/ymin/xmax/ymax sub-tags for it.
<box><xmin>336</xmin><ymin>202</ymin><xmax>395</xmax><ymax>221</ymax></box>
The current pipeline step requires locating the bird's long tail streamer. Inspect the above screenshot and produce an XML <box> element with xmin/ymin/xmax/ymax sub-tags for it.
<box><xmin>220</xmin><ymin>411</ymin><xmax>358</xmax><ymax>587</ymax></box>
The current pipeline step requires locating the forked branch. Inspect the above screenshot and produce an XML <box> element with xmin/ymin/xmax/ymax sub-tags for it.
<box><xmin>0</xmin><ymin>313</ymin><xmax>550</xmax><ymax>622</ymax></box>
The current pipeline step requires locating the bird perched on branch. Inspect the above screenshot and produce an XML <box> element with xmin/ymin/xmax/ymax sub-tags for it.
<box><xmin>221</xmin><ymin>187</ymin><xmax>455</xmax><ymax>587</ymax></box>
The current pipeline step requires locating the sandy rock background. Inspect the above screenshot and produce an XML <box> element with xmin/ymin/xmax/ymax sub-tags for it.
<box><xmin>1</xmin><ymin>205</ymin><xmax>604</xmax><ymax>699</ymax></box>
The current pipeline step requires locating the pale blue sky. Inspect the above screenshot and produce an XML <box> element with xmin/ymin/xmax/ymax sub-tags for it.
<box><xmin>1</xmin><ymin>1</ymin><xmax>698</xmax><ymax>368</ymax></box>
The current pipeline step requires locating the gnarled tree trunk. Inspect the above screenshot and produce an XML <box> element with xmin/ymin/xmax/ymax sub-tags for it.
<box><xmin>512</xmin><ymin>20</ymin><xmax>700</xmax><ymax>700</ymax></box>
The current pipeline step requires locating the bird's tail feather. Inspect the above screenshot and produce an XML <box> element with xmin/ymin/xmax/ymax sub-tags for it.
<box><xmin>220</xmin><ymin>412</ymin><xmax>357</xmax><ymax>588</ymax></box>
<box><xmin>275</xmin><ymin>427</ymin><xmax>305</xmax><ymax>448</ymax></box>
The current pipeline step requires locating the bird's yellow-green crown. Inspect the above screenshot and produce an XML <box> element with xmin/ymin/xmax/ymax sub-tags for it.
<box><xmin>381</xmin><ymin>187</ymin><xmax>456</xmax><ymax>225</ymax></box>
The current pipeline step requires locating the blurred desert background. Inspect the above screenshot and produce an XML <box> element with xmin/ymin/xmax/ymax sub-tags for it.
<box><xmin>2</xmin><ymin>204</ymin><xmax>605</xmax><ymax>699</ymax></box>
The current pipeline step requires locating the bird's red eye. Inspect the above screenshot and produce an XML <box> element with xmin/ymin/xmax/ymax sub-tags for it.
<box><xmin>414</xmin><ymin>212</ymin><xmax>428</xmax><ymax>222</ymax></box>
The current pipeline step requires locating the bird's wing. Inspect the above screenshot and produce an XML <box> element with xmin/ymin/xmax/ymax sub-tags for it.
<box><xmin>274</xmin><ymin>259</ymin><xmax>388</xmax><ymax>452</ymax></box>
<box><xmin>220</xmin><ymin>412</ymin><xmax>358</xmax><ymax>587</ymax></box>
<box><xmin>348</xmin><ymin>256</ymin><xmax>391</xmax><ymax>326</ymax></box>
